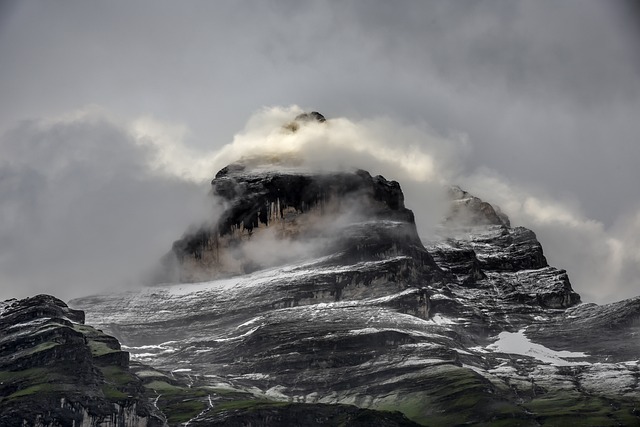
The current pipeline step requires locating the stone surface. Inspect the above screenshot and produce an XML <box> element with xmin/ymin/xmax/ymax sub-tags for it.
<box><xmin>164</xmin><ymin>163</ymin><xmax>441</xmax><ymax>286</ymax></box>
<box><xmin>0</xmin><ymin>295</ymin><xmax>164</xmax><ymax>426</ymax></box>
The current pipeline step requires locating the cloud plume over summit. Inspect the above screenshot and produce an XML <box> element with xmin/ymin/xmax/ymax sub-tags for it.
<box><xmin>0</xmin><ymin>105</ymin><xmax>638</xmax><ymax>304</ymax></box>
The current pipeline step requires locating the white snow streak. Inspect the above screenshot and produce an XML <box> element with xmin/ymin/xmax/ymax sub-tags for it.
<box><xmin>487</xmin><ymin>329</ymin><xmax>590</xmax><ymax>366</ymax></box>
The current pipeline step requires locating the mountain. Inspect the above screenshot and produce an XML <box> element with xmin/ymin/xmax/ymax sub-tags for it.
<box><xmin>69</xmin><ymin>157</ymin><xmax>638</xmax><ymax>426</ymax></box>
<box><xmin>0</xmin><ymin>295</ymin><xmax>415</xmax><ymax>426</ymax></box>
<box><xmin>2</xmin><ymin>113</ymin><xmax>640</xmax><ymax>426</ymax></box>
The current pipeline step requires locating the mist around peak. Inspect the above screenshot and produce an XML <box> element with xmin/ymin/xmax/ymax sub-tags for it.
<box><xmin>0</xmin><ymin>105</ymin><xmax>638</xmax><ymax>304</ymax></box>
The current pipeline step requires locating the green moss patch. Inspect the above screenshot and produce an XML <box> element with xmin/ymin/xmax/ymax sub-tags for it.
<box><xmin>100</xmin><ymin>365</ymin><xmax>136</xmax><ymax>386</ymax></box>
<box><xmin>102</xmin><ymin>384</ymin><xmax>128</xmax><ymax>400</ymax></box>
<box><xmin>144</xmin><ymin>380</ymin><xmax>185</xmax><ymax>393</ymax></box>
<box><xmin>164</xmin><ymin>399</ymin><xmax>208</xmax><ymax>424</ymax></box>
<box><xmin>143</xmin><ymin>379</ymin><xmax>212</xmax><ymax>423</ymax></box>
<box><xmin>0</xmin><ymin>367</ymin><xmax>72</xmax><ymax>404</ymax></box>
<box><xmin>88</xmin><ymin>340</ymin><xmax>119</xmax><ymax>357</ymax></box>
<box><xmin>0</xmin><ymin>368</ymin><xmax>48</xmax><ymax>383</ymax></box>
<box><xmin>97</xmin><ymin>365</ymin><xmax>139</xmax><ymax>403</ymax></box>
<box><xmin>6</xmin><ymin>383</ymin><xmax>56</xmax><ymax>399</ymax></box>
<box><xmin>373</xmin><ymin>364</ymin><xmax>528</xmax><ymax>426</ymax></box>
<box><xmin>526</xmin><ymin>392</ymin><xmax>640</xmax><ymax>426</ymax></box>
<box><xmin>26</xmin><ymin>341</ymin><xmax>59</xmax><ymax>354</ymax></box>
<box><xmin>214</xmin><ymin>399</ymin><xmax>290</xmax><ymax>413</ymax></box>
<box><xmin>72</xmin><ymin>324</ymin><xmax>96</xmax><ymax>334</ymax></box>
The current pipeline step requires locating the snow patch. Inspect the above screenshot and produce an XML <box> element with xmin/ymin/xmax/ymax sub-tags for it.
<box><xmin>236</xmin><ymin>316</ymin><xmax>263</xmax><ymax>329</ymax></box>
<box><xmin>265</xmin><ymin>385</ymin><xmax>290</xmax><ymax>400</ymax></box>
<box><xmin>214</xmin><ymin>325</ymin><xmax>261</xmax><ymax>342</ymax></box>
<box><xmin>487</xmin><ymin>329</ymin><xmax>590</xmax><ymax>366</ymax></box>
<box><xmin>429</xmin><ymin>314</ymin><xmax>458</xmax><ymax>325</ymax></box>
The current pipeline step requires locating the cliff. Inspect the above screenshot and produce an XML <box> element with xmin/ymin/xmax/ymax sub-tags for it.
<box><xmin>0</xmin><ymin>295</ymin><xmax>164</xmax><ymax>426</ymax></box>
<box><xmin>164</xmin><ymin>160</ymin><xmax>442</xmax><ymax>290</ymax></box>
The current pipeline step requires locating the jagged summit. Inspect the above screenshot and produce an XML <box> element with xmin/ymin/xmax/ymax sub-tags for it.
<box><xmin>294</xmin><ymin>111</ymin><xmax>326</xmax><ymax>123</ymax></box>
<box><xmin>445</xmin><ymin>185</ymin><xmax>510</xmax><ymax>227</ymax></box>
<box><xmin>166</xmin><ymin>163</ymin><xmax>441</xmax><ymax>283</ymax></box>
<box><xmin>284</xmin><ymin>110</ymin><xmax>326</xmax><ymax>132</ymax></box>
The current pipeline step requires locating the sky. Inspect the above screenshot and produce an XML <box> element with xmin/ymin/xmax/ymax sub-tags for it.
<box><xmin>0</xmin><ymin>0</ymin><xmax>638</xmax><ymax>303</ymax></box>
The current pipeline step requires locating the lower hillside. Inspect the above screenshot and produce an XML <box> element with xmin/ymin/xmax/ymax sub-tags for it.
<box><xmin>0</xmin><ymin>295</ymin><xmax>164</xmax><ymax>426</ymax></box>
<box><xmin>0</xmin><ymin>295</ymin><xmax>418</xmax><ymax>426</ymax></box>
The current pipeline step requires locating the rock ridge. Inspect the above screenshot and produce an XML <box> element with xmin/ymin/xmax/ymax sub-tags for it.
<box><xmin>165</xmin><ymin>163</ymin><xmax>442</xmax><ymax>286</ymax></box>
<box><xmin>0</xmin><ymin>295</ymin><xmax>164</xmax><ymax>426</ymax></box>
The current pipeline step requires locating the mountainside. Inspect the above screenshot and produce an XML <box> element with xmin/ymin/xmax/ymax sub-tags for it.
<box><xmin>67</xmin><ymin>158</ymin><xmax>640</xmax><ymax>426</ymax></box>
<box><xmin>0</xmin><ymin>295</ymin><xmax>416</xmax><ymax>427</ymax></box>
<box><xmin>0</xmin><ymin>295</ymin><xmax>164</xmax><ymax>426</ymax></box>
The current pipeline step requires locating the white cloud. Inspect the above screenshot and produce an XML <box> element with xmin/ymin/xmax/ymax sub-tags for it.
<box><xmin>206</xmin><ymin>105</ymin><xmax>468</xmax><ymax>184</ymax></box>
<box><xmin>0</xmin><ymin>108</ymin><xmax>215</xmax><ymax>301</ymax></box>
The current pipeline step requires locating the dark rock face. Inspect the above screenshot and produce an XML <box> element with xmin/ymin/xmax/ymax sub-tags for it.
<box><xmin>167</xmin><ymin>164</ymin><xmax>441</xmax><ymax>285</ymax></box>
<box><xmin>528</xmin><ymin>296</ymin><xmax>640</xmax><ymax>361</ymax></box>
<box><xmin>0</xmin><ymin>294</ymin><xmax>428</xmax><ymax>426</ymax></box>
<box><xmin>295</xmin><ymin>111</ymin><xmax>326</xmax><ymax>123</ymax></box>
<box><xmin>0</xmin><ymin>295</ymin><xmax>163</xmax><ymax>426</ymax></box>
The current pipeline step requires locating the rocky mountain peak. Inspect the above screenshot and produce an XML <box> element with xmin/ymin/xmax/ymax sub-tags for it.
<box><xmin>445</xmin><ymin>185</ymin><xmax>510</xmax><ymax>227</ymax></box>
<box><xmin>283</xmin><ymin>110</ymin><xmax>326</xmax><ymax>132</ymax></box>
<box><xmin>0</xmin><ymin>294</ymin><xmax>85</xmax><ymax>326</ymax></box>
<box><xmin>294</xmin><ymin>111</ymin><xmax>326</xmax><ymax>123</ymax></box>
<box><xmin>68</xmin><ymin>167</ymin><xmax>640</xmax><ymax>425</ymax></box>
<box><xmin>166</xmin><ymin>163</ymin><xmax>441</xmax><ymax>284</ymax></box>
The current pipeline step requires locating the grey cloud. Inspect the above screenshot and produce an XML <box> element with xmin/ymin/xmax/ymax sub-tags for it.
<box><xmin>0</xmin><ymin>113</ymin><xmax>212</xmax><ymax>301</ymax></box>
<box><xmin>0</xmin><ymin>1</ymin><xmax>638</xmax><ymax>303</ymax></box>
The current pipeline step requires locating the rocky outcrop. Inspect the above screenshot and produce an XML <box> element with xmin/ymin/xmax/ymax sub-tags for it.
<box><xmin>528</xmin><ymin>296</ymin><xmax>640</xmax><ymax>361</ymax></box>
<box><xmin>165</xmin><ymin>163</ymin><xmax>441</xmax><ymax>287</ymax></box>
<box><xmin>0</xmin><ymin>295</ymin><xmax>164</xmax><ymax>427</ymax></box>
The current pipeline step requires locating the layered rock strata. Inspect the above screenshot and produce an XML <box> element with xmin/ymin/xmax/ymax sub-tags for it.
<box><xmin>166</xmin><ymin>161</ymin><xmax>442</xmax><ymax>288</ymax></box>
<box><xmin>0</xmin><ymin>295</ymin><xmax>163</xmax><ymax>426</ymax></box>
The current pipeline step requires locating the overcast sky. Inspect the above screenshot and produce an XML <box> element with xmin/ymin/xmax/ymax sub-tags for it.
<box><xmin>0</xmin><ymin>1</ymin><xmax>639</xmax><ymax>303</ymax></box>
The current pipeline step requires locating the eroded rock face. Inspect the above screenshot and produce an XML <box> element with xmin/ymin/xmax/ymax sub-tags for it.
<box><xmin>70</xmin><ymin>169</ymin><xmax>640</xmax><ymax>425</ymax></box>
<box><xmin>166</xmin><ymin>164</ymin><xmax>441</xmax><ymax>287</ymax></box>
<box><xmin>0</xmin><ymin>295</ymin><xmax>163</xmax><ymax>426</ymax></box>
